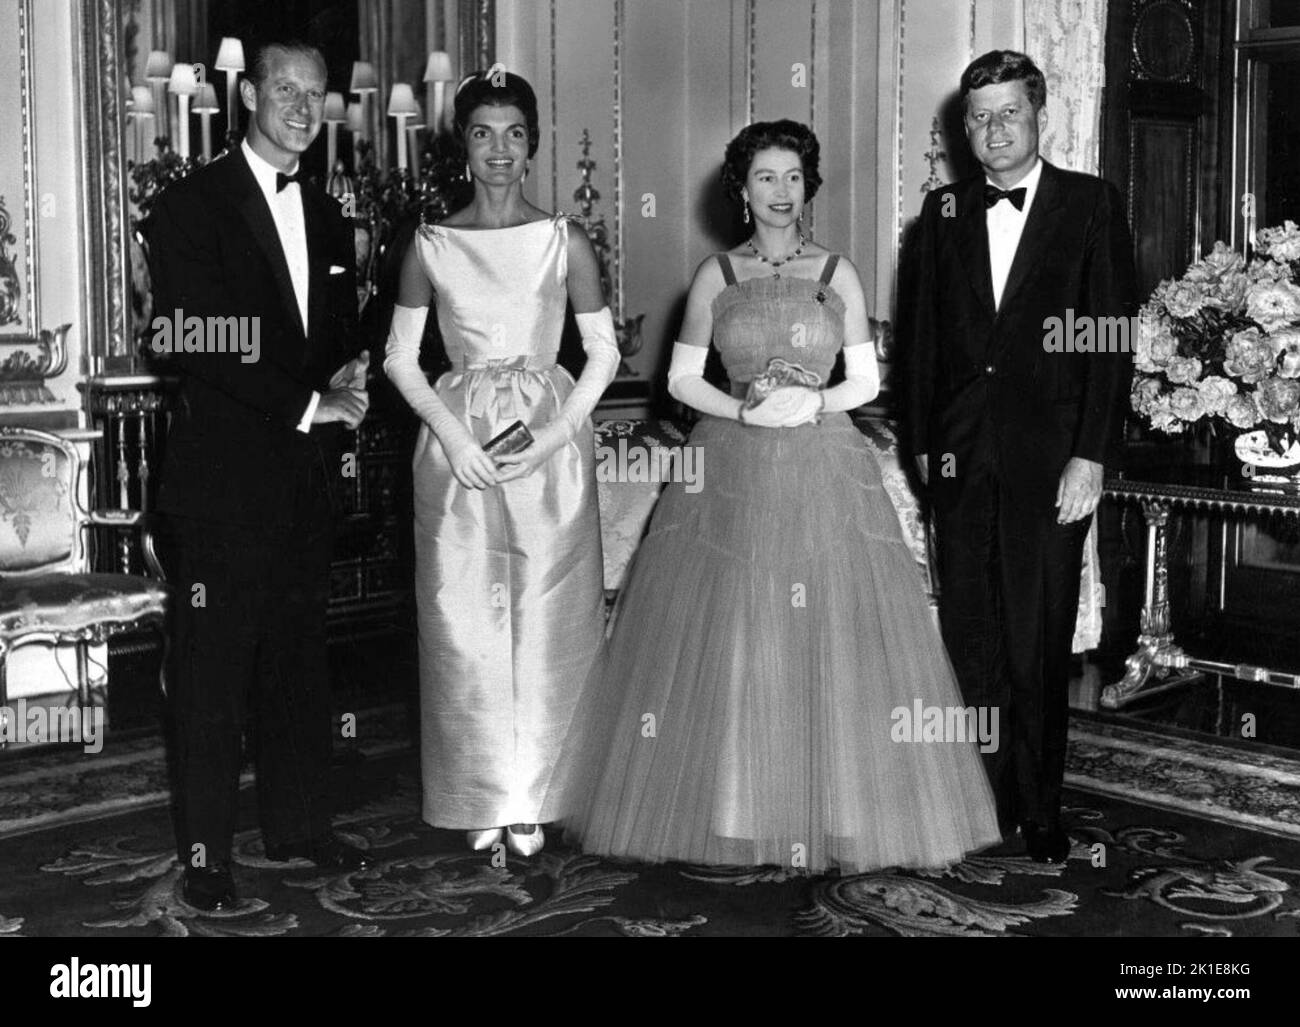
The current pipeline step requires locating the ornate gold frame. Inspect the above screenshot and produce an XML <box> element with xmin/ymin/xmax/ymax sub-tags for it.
<box><xmin>81</xmin><ymin>0</ymin><xmax>133</xmax><ymax>373</ymax></box>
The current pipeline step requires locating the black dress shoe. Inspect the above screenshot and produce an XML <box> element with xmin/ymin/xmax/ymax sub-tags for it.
<box><xmin>974</xmin><ymin>833</ymin><xmax>1027</xmax><ymax>858</ymax></box>
<box><xmin>265</xmin><ymin>834</ymin><xmax>372</xmax><ymax>871</ymax></box>
<box><xmin>996</xmin><ymin>808</ymin><xmax>1020</xmax><ymax>840</ymax></box>
<box><xmin>183</xmin><ymin>863</ymin><xmax>237</xmax><ymax>911</ymax></box>
<box><xmin>1023</xmin><ymin>824</ymin><xmax>1071</xmax><ymax>864</ymax></box>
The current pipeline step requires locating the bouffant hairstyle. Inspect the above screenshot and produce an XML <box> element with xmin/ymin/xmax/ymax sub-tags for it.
<box><xmin>960</xmin><ymin>50</ymin><xmax>1047</xmax><ymax>113</ymax></box>
<box><xmin>721</xmin><ymin>120</ymin><xmax>822</xmax><ymax>206</ymax></box>
<box><xmin>453</xmin><ymin>68</ymin><xmax>540</xmax><ymax>158</ymax></box>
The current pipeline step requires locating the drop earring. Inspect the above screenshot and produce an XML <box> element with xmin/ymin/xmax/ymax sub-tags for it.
<box><xmin>743</xmin><ymin>203</ymin><xmax>750</xmax><ymax>225</ymax></box>
<box><xmin>522</xmin><ymin>161</ymin><xmax>529</xmax><ymax>182</ymax></box>
<box><xmin>464</xmin><ymin>162</ymin><xmax>472</xmax><ymax>182</ymax></box>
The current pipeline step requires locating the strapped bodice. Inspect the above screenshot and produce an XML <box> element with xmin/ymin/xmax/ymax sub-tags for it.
<box><xmin>710</xmin><ymin>253</ymin><xmax>846</xmax><ymax>388</ymax></box>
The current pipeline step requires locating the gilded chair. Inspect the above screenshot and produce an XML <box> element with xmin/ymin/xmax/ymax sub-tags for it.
<box><xmin>0</xmin><ymin>427</ymin><xmax>167</xmax><ymax>740</ymax></box>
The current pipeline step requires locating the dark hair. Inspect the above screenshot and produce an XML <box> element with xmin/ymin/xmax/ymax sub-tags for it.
<box><xmin>453</xmin><ymin>68</ymin><xmax>540</xmax><ymax>158</ymax></box>
<box><xmin>960</xmin><ymin>50</ymin><xmax>1046</xmax><ymax>112</ymax></box>
<box><xmin>248</xmin><ymin>40</ymin><xmax>327</xmax><ymax>89</ymax></box>
<box><xmin>721</xmin><ymin>120</ymin><xmax>822</xmax><ymax>205</ymax></box>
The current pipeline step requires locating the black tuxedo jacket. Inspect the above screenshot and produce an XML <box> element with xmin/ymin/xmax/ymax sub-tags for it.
<box><xmin>902</xmin><ymin>161</ymin><xmax>1138</xmax><ymax>512</ymax></box>
<box><xmin>146</xmin><ymin>148</ymin><xmax>360</xmax><ymax>529</ymax></box>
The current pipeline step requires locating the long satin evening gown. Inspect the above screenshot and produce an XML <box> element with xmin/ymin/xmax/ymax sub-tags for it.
<box><xmin>409</xmin><ymin>214</ymin><xmax>605</xmax><ymax>830</ymax></box>
<box><xmin>541</xmin><ymin>256</ymin><xmax>1002</xmax><ymax>874</ymax></box>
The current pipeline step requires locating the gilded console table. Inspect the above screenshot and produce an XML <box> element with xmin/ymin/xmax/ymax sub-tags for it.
<box><xmin>1101</xmin><ymin>474</ymin><xmax>1300</xmax><ymax>709</ymax></box>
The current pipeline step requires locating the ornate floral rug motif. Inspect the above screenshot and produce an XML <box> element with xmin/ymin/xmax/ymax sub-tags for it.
<box><xmin>1</xmin><ymin>763</ymin><xmax>1298</xmax><ymax>938</ymax></box>
<box><xmin>5</xmin><ymin>711</ymin><xmax>1297</xmax><ymax>843</ymax></box>
<box><xmin>1066</xmin><ymin>719</ymin><xmax>1300</xmax><ymax>840</ymax></box>
<box><xmin>0</xmin><ymin>704</ymin><xmax>412</xmax><ymax>840</ymax></box>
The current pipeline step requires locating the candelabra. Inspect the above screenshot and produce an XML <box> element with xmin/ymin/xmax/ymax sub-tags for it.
<box><xmin>346</xmin><ymin>133</ymin><xmax>473</xmax><ymax>314</ymax></box>
<box><xmin>572</xmin><ymin>129</ymin><xmax>643</xmax><ymax>377</ymax></box>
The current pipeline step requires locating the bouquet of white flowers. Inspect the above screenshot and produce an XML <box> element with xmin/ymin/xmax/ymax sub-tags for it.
<box><xmin>1131</xmin><ymin>221</ymin><xmax>1300</xmax><ymax>472</ymax></box>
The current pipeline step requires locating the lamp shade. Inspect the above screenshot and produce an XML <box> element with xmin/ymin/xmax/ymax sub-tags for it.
<box><xmin>144</xmin><ymin>50</ymin><xmax>173</xmax><ymax>82</ymax></box>
<box><xmin>192</xmin><ymin>82</ymin><xmax>219</xmax><ymax>114</ymax></box>
<box><xmin>130</xmin><ymin>84</ymin><xmax>156</xmax><ymax>115</ymax></box>
<box><xmin>324</xmin><ymin>91</ymin><xmax>346</xmax><ymax>122</ymax></box>
<box><xmin>214</xmin><ymin>37</ymin><xmax>245</xmax><ymax>72</ymax></box>
<box><xmin>387</xmin><ymin>82</ymin><xmax>419</xmax><ymax>118</ymax></box>
<box><xmin>168</xmin><ymin>63</ymin><xmax>199</xmax><ymax>95</ymax></box>
<box><xmin>346</xmin><ymin>102</ymin><xmax>365</xmax><ymax>132</ymax></box>
<box><xmin>423</xmin><ymin>51</ymin><xmax>454</xmax><ymax>82</ymax></box>
<box><xmin>350</xmin><ymin>61</ymin><xmax>379</xmax><ymax>93</ymax></box>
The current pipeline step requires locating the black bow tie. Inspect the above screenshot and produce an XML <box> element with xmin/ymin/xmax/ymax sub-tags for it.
<box><xmin>984</xmin><ymin>185</ymin><xmax>1027</xmax><ymax>211</ymax></box>
<box><xmin>275</xmin><ymin>170</ymin><xmax>304</xmax><ymax>192</ymax></box>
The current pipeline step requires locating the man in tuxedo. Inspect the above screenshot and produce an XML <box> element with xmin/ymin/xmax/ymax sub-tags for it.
<box><xmin>903</xmin><ymin>51</ymin><xmax>1137</xmax><ymax>862</ymax></box>
<box><xmin>147</xmin><ymin>39</ymin><xmax>372</xmax><ymax>910</ymax></box>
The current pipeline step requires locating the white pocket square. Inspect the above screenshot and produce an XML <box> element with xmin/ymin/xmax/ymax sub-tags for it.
<box><xmin>329</xmin><ymin>264</ymin><xmax>347</xmax><ymax>275</ymax></box>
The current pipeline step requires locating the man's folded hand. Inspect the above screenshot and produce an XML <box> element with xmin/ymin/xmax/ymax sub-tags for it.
<box><xmin>329</xmin><ymin>349</ymin><xmax>370</xmax><ymax>392</ymax></box>
<box><xmin>313</xmin><ymin>387</ymin><xmax>369</xmax><ymax>429</ymax></box>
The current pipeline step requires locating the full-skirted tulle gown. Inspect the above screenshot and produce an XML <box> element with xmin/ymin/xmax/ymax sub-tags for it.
<box><xmin>540</xmin><ymin>254</ymin><xmax>1002</xmax><ymax>874</ymax></box>
<box><xmin>408</xmin><ymin>214</ymin><xmax>605</xmax><ymax>829</ymax></box>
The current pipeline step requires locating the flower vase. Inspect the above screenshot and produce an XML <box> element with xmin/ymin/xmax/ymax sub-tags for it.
<box><xmin>1234</xmin><ymin>429</ymin><xmax>1300</xmax><ymax>492</ymax></box>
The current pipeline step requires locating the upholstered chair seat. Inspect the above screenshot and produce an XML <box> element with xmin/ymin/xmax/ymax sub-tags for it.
<box><xmin>0</xmin><ymin>573</ymin><xmax>167</xmax><ymax>642</ymax></box>
<box><xmin>0</xmin><ymin>428</ymin><xmax>167</xmax><ymax>741</ymax></box>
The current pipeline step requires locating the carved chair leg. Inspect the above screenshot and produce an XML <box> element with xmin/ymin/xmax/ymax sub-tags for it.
<box><xmin>75</xmin><ymin>640</ymin><xmax>91</xmax><ymax>710</ymax></box>
<box><xmin>0</xmin><ymin>649</ymin><xmax>7</xmax><ymax>750</ymax></box>
<box><xmin>158</xmin><ymin>622</ymin><xmax>170</xmax><ymax>699</ymax></box>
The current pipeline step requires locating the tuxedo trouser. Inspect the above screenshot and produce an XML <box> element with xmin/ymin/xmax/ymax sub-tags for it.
<box><xmin>933</xmin><ymin>457</ymin><xmax>1091</xmax><ymax>833</ymax></box>
<box><xmin>163</xmin><ymin>514</ymin><xmax>335</xmax><ymax>866</ymax></box>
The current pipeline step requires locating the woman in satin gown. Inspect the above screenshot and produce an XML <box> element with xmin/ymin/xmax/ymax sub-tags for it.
<box><xmin>541</xmin><ymin>121</ymin><xmax>1002</xmax><ymax>874</ymax></box>
<box><xmin>384</xmin><ymin>71</ymin><xmax>618</xmax><ymax>856</ymax></box>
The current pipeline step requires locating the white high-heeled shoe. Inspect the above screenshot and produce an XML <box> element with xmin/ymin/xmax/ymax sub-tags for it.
<box><xmin>505</xmin><ymin>823</ymin><xmax>545</xmax><ymax>857</ymax></box>
<box><xmin>466</xmin><ymin>828</ymin><xmax>503</xmax><ymax>851</ymax></box>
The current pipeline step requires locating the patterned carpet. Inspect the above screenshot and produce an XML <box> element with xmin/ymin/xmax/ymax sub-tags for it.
<box><xmin>2</xmin><ymin>728</ymin><xmax>1300</xmax><ymax>937</ymax></box>
<box><xmin>0</xmin><ymin>703</ymin><xmax>412</xmax><ymax>841</ymax></box>
<box><xmin>1067</xmin><ymin>718</ymin><xmax>1300</xmax><ymax>841</ymax></box>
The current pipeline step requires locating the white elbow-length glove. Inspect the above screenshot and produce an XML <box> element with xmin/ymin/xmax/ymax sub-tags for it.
<box><xmin>549</xmin><ymin>306</ymin><xmax>620</xmax><ymax>449</ymax></box>
<box><xmin>747</xmin><ymin>343</ymin><xmax>881</xmax><ymax>424</ymax></box>
<box><xmin>820</xmin><ymin>343</ymin><xmax>881</xmax><ymax>412</ymax></box>
<box><xmin>667</xmin><ymin>341</ymin><xmax>879</xmax><ymax>426</ymax></box>
<box><xmin>666</xmin><ymin>342</ymin><xmax>749</xmax><ymax>420</ymax></box>
<box><xmin>384</xmin><ymin>303</ymin><xmax>498</xmax><ymax>489</ymax></box>
<box><xmin>494</xmin><ymin>306</ymin><xmax>620</xmax><ymax>477</ymax></box>
<box><xmin>668</xmin><ymin>342</ymin><xmax>817</xmax><ymax>427</ymax></box>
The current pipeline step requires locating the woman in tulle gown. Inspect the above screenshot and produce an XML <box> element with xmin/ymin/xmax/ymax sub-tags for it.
<box><xmin>541</xmin><ymin>121</ymin><xmax>1002</xmax><ymax>874</ymax></box>
<box><xmin>384</xmin><ymin>71</ymin><xmax>618</xmax><ymax>857</ymax></box>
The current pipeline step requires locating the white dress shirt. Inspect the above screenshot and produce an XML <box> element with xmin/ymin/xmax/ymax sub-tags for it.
<box><xmin>241</xmin><ymin>139</ymin><xmax>319</xmax><ymax>431</ymax></box>
<box><xmin>986</xmin><ymin>156</ymin><xmax>1043</xmax><ymax>310</ymax></box>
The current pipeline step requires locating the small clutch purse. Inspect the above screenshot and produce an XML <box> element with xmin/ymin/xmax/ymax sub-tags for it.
<box><xmin>744</xmin><ymin>357</ymin><xmax>823</xmax><ymax>409</ymax></box>
<box><xmin>483</xmin><ymin>420</ymin><xmax>535</xmax><ymax>457</ymax></box>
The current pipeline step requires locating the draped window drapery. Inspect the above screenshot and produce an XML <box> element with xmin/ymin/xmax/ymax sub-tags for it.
<box><xmin>1025</xmin><ymin>0</ymin><xmax>1111</xmax><ymax>653</ymax></box>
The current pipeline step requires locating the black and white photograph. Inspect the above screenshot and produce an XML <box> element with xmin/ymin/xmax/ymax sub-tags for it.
<box><xmin>0</xmin><ymin>0</ymin><xmax>1297</xmax><ymax>993</ymax></box>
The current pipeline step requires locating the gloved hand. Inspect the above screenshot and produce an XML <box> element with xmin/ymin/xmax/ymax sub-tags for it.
<box><xmin>493</xmin><ymin>421</ymin><xmax>569</xmax><ymax>481</ymax></box>
<box><xmin>493</xmin><ymin>306</ymin><xmax>617</xmax><ymax>482</ymax></box>
<box><xmin>385</xmin><ymin>303</ymin><xmax>499</xmax><ymax>490</ymax></box>
<box><xmin>743</xmin><ymin>386</ymin><xmax>822</xmax><ymax>428</ymax></box>
<box><xmin>436</xmin><ymin>420</ymin><xmax>500</xmax><ymax>490</ymax></box>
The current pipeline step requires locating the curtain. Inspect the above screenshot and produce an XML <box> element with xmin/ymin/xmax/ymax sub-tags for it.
<box><xmin>1024</xmin><ymin>0</ymin><xmax>1110</xmax><ymax>653</ymax></box>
